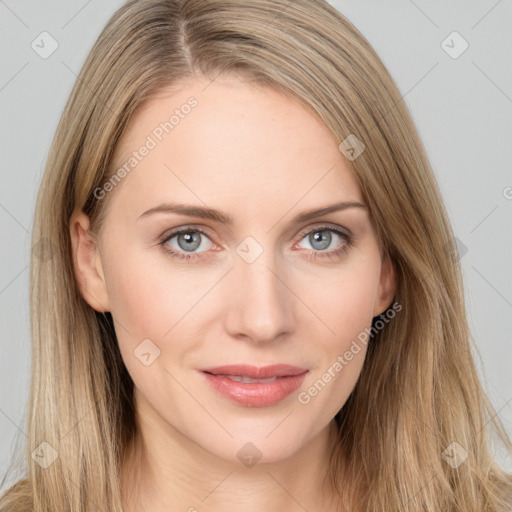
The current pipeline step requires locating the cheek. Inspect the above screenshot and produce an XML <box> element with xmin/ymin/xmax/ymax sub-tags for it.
<box><xmin>297</xmin><ymin>254</ymin><xmax>382</xmax><ymax>349</ymax></box>
<box><xmin>106</xmin><ymin>264</ymin><xmax>169</xmax><ymax>337</ymax></box>
<box><xmin>101</xmin><ymin>248</ymin><xmax>225</xmax><ymax>382</ymax></box>
<box><xmin>103</xmin><ymin>247</ymin><xmax>204</xmax><ymax>338</ymax></box>
<box><xmin>293</xmin><ymin>254</ymin><xmax>381</xmax><ymax>411</ymax></box>
<box><xmin>101</xmin><ymin>252</ymin><xmax>199</xmax><ymax>393</ymax></box>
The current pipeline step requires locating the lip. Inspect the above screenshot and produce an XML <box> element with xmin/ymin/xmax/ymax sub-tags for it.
<box><xmin>199</xmin><ymin>364</ymin><xmax>309</xmax><ymax>408</ymax></box>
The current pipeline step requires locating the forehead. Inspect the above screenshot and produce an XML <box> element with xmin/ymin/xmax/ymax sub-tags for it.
<box><xmin>105</xmin><ymin>77</ymin><xmax>364</xmax><ymax>222</ymax></box>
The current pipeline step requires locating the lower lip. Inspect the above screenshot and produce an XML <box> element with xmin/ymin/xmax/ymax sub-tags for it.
<box><xmin>201</xmin><ymin>371</ymin><xmax>308</xmax><ymax>407</ymax></box>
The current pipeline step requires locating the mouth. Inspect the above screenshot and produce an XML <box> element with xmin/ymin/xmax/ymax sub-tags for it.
<box><xmin>201</xmin><ymin>364</ymin><xmax>308</xmax><ymax>379</ymax></box>
<box><xmin>208</xmin><ymin>374</ymin><xmax>280</xmax><ymax>383</ymax></box>
<box><xmin>199</xmin><ymin>364</ymin><xmax>309</xmax><ymax>407</ymax></box>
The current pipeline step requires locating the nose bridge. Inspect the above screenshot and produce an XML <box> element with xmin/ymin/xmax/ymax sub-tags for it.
<box><xmin>225</xmin><ymin>237</ymin><xmax>293</xmax><ymax>343</ymax></box>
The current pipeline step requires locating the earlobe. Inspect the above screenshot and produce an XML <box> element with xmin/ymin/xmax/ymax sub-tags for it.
<box><xmin>69</xmin><ymin>211</ymin><xmax>110</xmax><ymax>312</ymax></box>
<box><xmin>374</xmin><ymin>254</ymin><xmax>397</xmax><ymax>317</ymax></box>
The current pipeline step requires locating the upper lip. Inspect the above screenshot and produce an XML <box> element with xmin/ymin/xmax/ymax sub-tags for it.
<box><xmin>200</xmin><ymin>364</ymin><xmax>308</xmax><ymax>379</ymax></box>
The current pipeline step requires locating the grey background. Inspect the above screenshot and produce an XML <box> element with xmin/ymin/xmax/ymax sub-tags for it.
<box><xmin>1</xmin><ymin>0</ymin><xmax>511</xmax><ymax>487</ymax></box>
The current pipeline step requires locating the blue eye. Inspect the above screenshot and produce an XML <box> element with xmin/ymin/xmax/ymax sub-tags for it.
<box><xmin>295</xmin><ymin>226</ymin><xmax>353</xmax><ymax>261</ymax></box>
<box><xmin>160</xmin><ymin>228</ymin><xmax>213</xmax><ymax>261</ymax></box>
<box><xmin>159</xmin><ymin>224</ymin><xmax>353</xmax><ymax>262</ymax></box>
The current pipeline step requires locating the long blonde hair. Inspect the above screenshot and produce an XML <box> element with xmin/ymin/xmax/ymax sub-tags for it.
<box><xmin>1</xmin><ymin>0</ymin><xmax>511</xmax><ymax>510</ymax></box>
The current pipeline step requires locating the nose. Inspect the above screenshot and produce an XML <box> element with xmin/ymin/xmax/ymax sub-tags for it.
<box><xmin>223</xmin><ymin>245</ymin><xmax>295</xmax><ymax>345</ymax></box>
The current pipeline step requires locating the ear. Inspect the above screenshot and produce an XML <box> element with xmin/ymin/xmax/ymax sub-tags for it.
<box><xmin>69</xmin><ymin>211</ymin><xmax>110</xmax><ymax>312</ymax></box>
<box><xmin>373</xmin><ymin>253</ymin><xmax>397</xmax><ymax>316</ymax></box>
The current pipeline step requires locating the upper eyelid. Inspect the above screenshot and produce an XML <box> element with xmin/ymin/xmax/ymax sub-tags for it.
<box><xmin>296</xmin><ymin>222</ymin><xmax>351</xmax><ymax>237</ymax></box>
<box><xmin>162</xmin><ymin>223</ymin><xmax>351</xmax><ymax>247</ymax></box>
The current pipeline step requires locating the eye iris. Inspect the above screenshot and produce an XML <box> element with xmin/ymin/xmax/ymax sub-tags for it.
<box><xmin>310</xmin><ymin>230</ymin><xmax>331</xmax><ymax>250</ymax></box>
<box><xmin>177</xmin><ymin>232</ymin><xmax>201</xmax><ymax>252</ymax></box>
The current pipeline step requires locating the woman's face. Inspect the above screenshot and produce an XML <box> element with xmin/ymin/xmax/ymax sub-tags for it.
<box><xmin>71</xmin><ymin>76</ymin><xmax>396</xmax><ymax>464</ymax></box>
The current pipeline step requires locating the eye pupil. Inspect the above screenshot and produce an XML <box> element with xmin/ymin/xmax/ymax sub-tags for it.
<box><xmin>178</xmin><ymin>232</ymin><xmax>201</xmax><ymax>252</ymax></box>
<box><xmin>310</xmin><ymin>230</ymin><xmax>331</xmax><ymax>250</ymax></box>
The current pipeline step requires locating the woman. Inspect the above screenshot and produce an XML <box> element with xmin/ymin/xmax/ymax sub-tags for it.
<box><xmin>1</xmin><ymin>0</ymin><xmax>511</xmax><ymax>510</ymax></box>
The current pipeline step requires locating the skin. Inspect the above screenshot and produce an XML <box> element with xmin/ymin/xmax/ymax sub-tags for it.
<box><xmin>70</xmin><ymin>76</ymin><xmax>396</xmax><ymax>512</ymax></box>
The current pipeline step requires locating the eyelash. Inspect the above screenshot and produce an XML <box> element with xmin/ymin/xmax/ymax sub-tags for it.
<box><xmin>158</xmin><ymin>224</ymin><xmax>353</xmax><ymax>262</ymax></box>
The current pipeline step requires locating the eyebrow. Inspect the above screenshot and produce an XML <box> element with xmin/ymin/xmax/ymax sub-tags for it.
<box><xmin>138</xmin><ymin>200</ymin><xmax>367</xmax><ymax>226</ymax></box>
